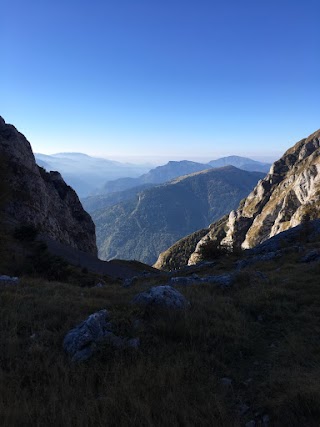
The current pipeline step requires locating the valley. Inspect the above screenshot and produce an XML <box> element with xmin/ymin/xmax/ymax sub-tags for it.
<box><xmin>0</xmin><ymin>116</ymin><xmax>320</xmax><ymax>426</ymax></box>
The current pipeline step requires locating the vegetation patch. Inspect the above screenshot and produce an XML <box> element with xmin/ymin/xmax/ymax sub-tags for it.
<box><xmin>1</xmin><ymin>241</ymin><xmax>320</xmax><ymax>425</ymax></box>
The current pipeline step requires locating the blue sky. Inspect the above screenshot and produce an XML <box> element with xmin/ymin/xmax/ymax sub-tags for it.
<box><xmin>2</xmin><ymin>0</ymin><xmax>320</xmax><ymax>163</ymax></box>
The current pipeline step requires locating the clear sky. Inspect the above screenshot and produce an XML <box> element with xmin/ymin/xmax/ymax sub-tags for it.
<box><xmin>2</xmin><ymin>0</ymin><xmax>320</xmax><ymax>163</ymax></box>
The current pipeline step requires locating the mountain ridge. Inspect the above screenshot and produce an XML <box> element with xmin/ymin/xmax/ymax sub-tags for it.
<box><xmin>98</xmin><ymin>156</ymin><xmax>270</xmax><ymax>196</ymax></box>
<box><xmin>208</xmin><ymin>155</ymin><xmax>270</xmax><ymax>172</ymax></box>
<box><xmin>98</xmin><ymin>160</ymin><xmax>213</xmax><ymax>195</ymax></box>
<box><xmin>155</xmin><ymin>128</ymin><xmax>320</xmax><ymax>270</ymax></box>
<box><xmin>35</xmin><ymin>152</ymin><xmax>152</xmax><ymax>197</ymax></box>
<box><xmin>0</xmin><ymin>116</ymin><xmax>97</xmax><ymax>255</ymax></box>
<box><xmin>93</xmin><ymin>166</ymin><xmax>264</xmax><ymax>264</ymax></box>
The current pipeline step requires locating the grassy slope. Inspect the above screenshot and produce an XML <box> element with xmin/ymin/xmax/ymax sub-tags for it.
<box><xmin>1</xmin><ymin>242</ymin><xmax>320</xmax><ymax>426</ymax></box>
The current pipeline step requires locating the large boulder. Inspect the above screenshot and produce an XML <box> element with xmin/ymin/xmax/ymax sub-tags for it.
<box><xmin>63</xmin><ymin>310</ymin><xmax>139</xmax><ymax>362</ymax></box>
<box><xmin>132</xmin><ymin>285</ymin><xmax>189</xmax><ymax>310</ymax></box>
<box><xmin>63</xmin><ymin>310</ymin><xmax>111</xmax><ymax>362</ymax></box>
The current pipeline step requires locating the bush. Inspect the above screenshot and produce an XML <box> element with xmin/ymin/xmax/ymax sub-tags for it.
<box><xmin>198</xmin><ymin>240</ymin><xmax>229</xmax><ymax>260</ymax></box>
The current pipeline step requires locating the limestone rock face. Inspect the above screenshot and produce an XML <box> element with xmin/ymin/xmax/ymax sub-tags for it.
<box><xmin>153</xmin><ymin>228</ymin><xmax>208</xmax><ymax>271</ymax></box>
<box><xmin>0</xmin><ymin>117</ymin><xmax>97</xmax><ymax>255</ymax></box>
<box><xmin>189</xmin><ymin>129</ymin><xmax>320</xmax><ymax>265</ymax></box>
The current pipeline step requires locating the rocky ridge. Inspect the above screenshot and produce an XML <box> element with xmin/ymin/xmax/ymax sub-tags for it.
<box><xmin>155</xmin><ymin>129</ymin><xmax>320</xmax><ymax>269</ymax></box>
<box><xmin>0</xmin><ymin>116</ymin><xmax>97</xmax><ymax>255</ymax></box>
<box><xmin>190</xmin><ymin>129</ymin><xmax>320</xmax><ymax>264</ymax></box>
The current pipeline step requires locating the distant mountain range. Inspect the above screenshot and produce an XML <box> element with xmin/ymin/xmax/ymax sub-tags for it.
<box><xmin>97</xmin><ymin>157</ymin><xmax>270</xmax><ymax>196</ymax></box>
<box><xmin>93</xmin><ymin>166</ymin><xmax>264</xmax><ymax>265</ymax></box>
<box><xmin>34</xmin><ymin>153</ymin><xmax>152</xmax><ymax>197</ymax></box>
<box><xmin>208</xmin><ymin>155</ymin><xmax>270</xmax><ymax>172</ymax></box>
<box><xmin>35</xmin><ymin>152</ymin><xmax>270</xmax><ymax>200</ymax></box>
<box><xmin>82</xmin><ymin>156</ymin><xmax>270</xmax><ymax>213</ymax></box>
<box><xmin>97</xmin><ymin>160</ymin><xmax>213</xmax><ymax>195</ymax></box>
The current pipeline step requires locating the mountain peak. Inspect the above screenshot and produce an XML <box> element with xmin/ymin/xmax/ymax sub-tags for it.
<box><xmin>208</xmin><ymin>155</ymin><xmax>270</xmax><ymax>173</ymax></box>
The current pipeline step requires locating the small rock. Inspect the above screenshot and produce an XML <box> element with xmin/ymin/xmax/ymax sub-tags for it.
<box><xmin>95</xmin><ymin>282</ymin><xmax>105</xmax><ymax>288</ymax></box>
<box><xmin>0</xmin><ymin>275</ymin><xmax>19</xmax><ymax>284</ymax></box>
<box><xmin>257</xmin><ymin>315</ymin><xmax>264</xmax><ymax>322</ymax></box>
<box><xmin>132</xmin><ymin>285</ymin><xmax>189</xmax><ymax>309</ymax></box>
<box><xmin>245</xmin><ymin>421</ymin><xmax>256</xmax><ymax>427</ymax></box>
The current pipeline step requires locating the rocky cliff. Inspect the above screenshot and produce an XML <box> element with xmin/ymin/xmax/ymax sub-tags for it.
<box><xmin>188</xmin><ymin>129</ymin><xmax>320</xmax><ymax>265</ymax></box>
<box><xmin>0</xmin><ymin>117</ymin><xmax>97</xmax><ymax>255</ymax></box>
<box><xmin>153</xmin><ymin>227</ymin><xmax>209</xmax><ymax>271</ymax></box>
<box><xmin>154</xmin><ymin>214</ymin><xmax>229</xmax><ymax>271</ymax></box>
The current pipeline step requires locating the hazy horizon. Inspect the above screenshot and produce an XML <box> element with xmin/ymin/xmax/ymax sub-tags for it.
<box><xmin>2</xmin><ymin>1</ymin><xmax>319</xmax><ymax>161</ymax></box>
<box><xmin>34</xmin><ymin>150</ymin><xmax>279</xmax><ymax>166</ymax></box>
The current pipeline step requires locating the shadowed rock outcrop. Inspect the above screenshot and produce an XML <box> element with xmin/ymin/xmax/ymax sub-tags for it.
<box><xmin>0</xmin><ymin>116</ymin><xmax>97</xmax><ymax>255</ymax></box>
<box><xmin>154</xmin><ymin>214</ymin><xmax>229</xmax><ymax>271</ymax></box>
<box><xmin>153</xmin><ymin>228</ymin><xmax>209</xmax><ymax>271</ymax></box>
